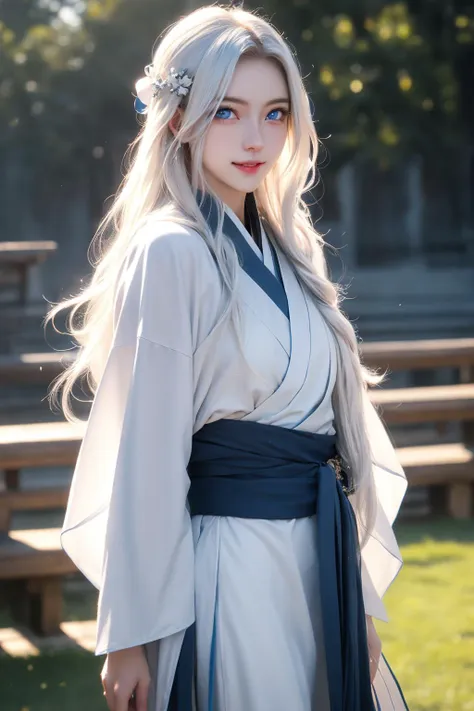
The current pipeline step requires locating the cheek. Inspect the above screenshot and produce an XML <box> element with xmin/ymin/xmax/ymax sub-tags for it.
<box><xmin>266</xmin><ymin>125</ymin><xmax>288</xmax><ymax>155</ymax></box>
<box><xmin>203</xmin><ymin>126</ymin><xmax>237</xmax><ymax>176</ymax></box>
<box><xmin>204</xmin><ymin>125</ymin><xmax>234</xmax><ymax>159</ymax></box>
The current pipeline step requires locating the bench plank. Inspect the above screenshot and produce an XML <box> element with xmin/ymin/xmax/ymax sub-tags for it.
<box><xmin>0</xmin><ymin>488</ymin><xmax>68</xmax><ymax>512</ymax></box>
<box><xmin>361</xmin><ymin>338</ymin><xmax>474</xmax><ymax>371</ymax></box>
<box><xmin>0</xmin><ymin>352</ymin><xmax>75</xmax><ymax>385</ymax></box>
<box><xmin>0</xmin><ymin>421</ymin><xmax>84</xmax><ymax>469</ymax></box>
<box><xmin>371</xmin><ymin>383</ymin><xmax>474</xmax><ymax>424</ymax></box>
<box><xmin>397</xmin><ymin>443</ymin><xmax>474</xmax><ymax>518</ymax></box>
<box><xmin>0</xmin><ymin>241</ymin><xmax>57</xmax><ymax>265</ymax></box>
<box><xmin>1</xmin><ymin>338</ymin><xmax>473</xmax><ymax>387</ymax></box>
<box><xmin>0</xmin><ymin>488</ymin><xmax>68</xmax><ymax>532</ymax></box>
<box><xmin>397</xmin><ymin>442</ymin><xmax>474</xmax><ymax>483</ymax></box>
<box><xmin>2</xmin><ymin>386</ymin><xmax>473</xmax><ymax>474</ymax></box>
<box><xmin>0</xmin><ymin>528</ymin><xmax>76</xmax><ymax>580</ymax></box>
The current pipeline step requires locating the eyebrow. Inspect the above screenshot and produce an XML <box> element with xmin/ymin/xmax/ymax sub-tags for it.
<box><xmin>222</xmin><ymin>96</ymin><xmax>290</xmax><ymax>106</ymax></box>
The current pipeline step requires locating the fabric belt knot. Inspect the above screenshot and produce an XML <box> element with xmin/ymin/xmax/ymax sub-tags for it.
<box><xmin>167</xmin><ymin>418</ymin><xmax>375</xmax><ymax>711</ymax></box>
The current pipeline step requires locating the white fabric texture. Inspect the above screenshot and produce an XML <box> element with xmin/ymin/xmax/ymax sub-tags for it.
<box><xmin>60</xmin><ymin>207</ymin><xmax>407</xmax><ymax>710</ymax></box>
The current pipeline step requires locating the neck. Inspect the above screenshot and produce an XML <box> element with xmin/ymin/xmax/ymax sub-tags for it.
<box><xmin>201</xmin><ymin>176</ymin><xmax>246</xmax><ymax>222</ymax></box>
<box><xmin>221</xmin><ymin>193</ymin><xmax>246</xmax><ymax>223</ymax></box>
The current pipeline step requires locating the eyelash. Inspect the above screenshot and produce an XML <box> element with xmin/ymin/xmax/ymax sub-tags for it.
<box><xmin>214</xmin><ymin>106</ymin><xmax>289</xmax><ymax>122</ymax></box>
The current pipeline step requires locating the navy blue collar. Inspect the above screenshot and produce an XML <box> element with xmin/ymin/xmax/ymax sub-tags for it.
<box><xmin>197</xmin><ymin>191</ymin><xmax>289</xmax><ymax>319</ymax></box>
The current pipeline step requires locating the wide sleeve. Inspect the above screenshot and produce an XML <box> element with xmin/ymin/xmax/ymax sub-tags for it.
<box><xmin>60</xmin><ymin>224</ymin><xmax>208</xmax><ymax>655</ymax></box>
<box><xmin>357</xmin><ymin>390</ymin><xmax>408</xmax><ymax>623</ymax></box>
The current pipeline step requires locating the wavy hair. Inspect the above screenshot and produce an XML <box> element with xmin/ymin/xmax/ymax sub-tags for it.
<box><xmin>46</xmin><ymin>4</ymin><xmax>379</xmax><ymax>545</ymax></box>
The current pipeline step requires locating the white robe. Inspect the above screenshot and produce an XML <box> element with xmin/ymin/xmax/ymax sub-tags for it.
<box><xmin>60</xmin><ymin>205</ymin><xmax>408</xmax><ymax>710</ymax></box>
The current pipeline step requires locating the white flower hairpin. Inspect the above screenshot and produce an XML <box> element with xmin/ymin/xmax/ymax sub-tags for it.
<box><xmin>134</xmin><ymin>64</ymin><xmax>194</xmax><ymax>114</ymax></box>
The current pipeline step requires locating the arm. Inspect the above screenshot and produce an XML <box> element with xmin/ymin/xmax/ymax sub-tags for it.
<box><xmin>61</xmin><ymin>224</ymin><xmax>210</xmax><ymax>653</ymax></box>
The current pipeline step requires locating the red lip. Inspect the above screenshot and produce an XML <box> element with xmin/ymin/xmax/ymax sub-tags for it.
<box><xmin>232</xmin><ymin>162</ymin><xmax>265</xmax><ymax>174</ymax></box>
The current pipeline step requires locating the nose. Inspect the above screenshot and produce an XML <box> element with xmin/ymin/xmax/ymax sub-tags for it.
<box><xmin>242</xmin><ymin>118</ymin><xmax>264</xmax><ymax>153</ymax></box>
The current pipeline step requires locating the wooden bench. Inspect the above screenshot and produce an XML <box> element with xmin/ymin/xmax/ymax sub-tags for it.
<box><xmin>0</xmin><ymin>422</ymin><xmax>84</xmax><ymax>634</ymax></box>
<box><xmin>397</xmin><ymin>443</ymin><xmax>474</xmax><ymax>519</ymax></box>
<box><xmin>360</xmin><ymin>338</ymin><xmax>474</xmax><ymax>373</ymax></box>
<box><xmin>0</xmin><ymin>241</ymin><xmax>57</xmax><ymax>306</ymax></box>
<box><xmin>361</xmin><ymin>338</ymin><xmax>474</xmax><ymax>518</ymax></box>
<box><xmin>370</xmin><ymin>383</ymin><xmax>474</xmax><ymax>425</ymax></box>
<box><xmin>2</xmin><ymin>337</ymin><xmax>474</xmax><ymax>382</ymax></box>
<box><xmin>1</xmin><ymin>338</ymin><xmax>474</xmax><ymax>635</ymax></box>
<box><xmin>0</xmin><ymin>352</ymin><xmax>80</xmax><ymax>426</ymax></box>
<box><xmin>4</xmin><ymin>351</ymin><xmax>474</xmax><ymax>423</ymax></box>
<box><xmin>0</xmin><ymin>352</ymin><xmax>75</xmax><ymax>386</ymax></box>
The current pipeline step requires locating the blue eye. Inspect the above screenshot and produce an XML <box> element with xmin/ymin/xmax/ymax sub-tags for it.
<box><xmin>215</xmin><ymin>107</ymin><xmax>235</xmax><ymax>120</ymax></box>
<box><xmin>214</xmin><ymin>106</ymin><xmax>288</xmax><ymax>121</ymax></box>
<box><xmin>266</xmin><ymin>108</ymin><xmax>286</xmax><ymax>121</ymax></box>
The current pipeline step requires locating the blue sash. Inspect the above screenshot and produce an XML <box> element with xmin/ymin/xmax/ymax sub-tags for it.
<box><xmin>167</xmin><ymin>419</ymin><xmax>376</xmax><ymax>711</ymax></box>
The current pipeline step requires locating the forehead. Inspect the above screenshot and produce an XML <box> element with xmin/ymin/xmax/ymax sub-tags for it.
<box><xmin>227</xmin><ymin>56</ymin><xmax>289</xmax><ymax>100</ymax></box>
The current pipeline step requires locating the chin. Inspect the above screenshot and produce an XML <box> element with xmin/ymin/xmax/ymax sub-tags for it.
<box><xmin>225</xmin><ymin>177</ymin><xmax>264</xmax><ymax>193</ymax></box>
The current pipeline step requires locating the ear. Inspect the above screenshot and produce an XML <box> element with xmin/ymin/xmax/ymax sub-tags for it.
<box><xmin>168</xmin><ymin>108</ymin><xmax>183</xmax><ymax>137</ymax></box>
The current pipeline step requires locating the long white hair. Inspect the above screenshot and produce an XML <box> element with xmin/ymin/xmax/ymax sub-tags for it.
<box><xmin>46</xmin><ymin>4</ymin><xmax>379</xmax><ymax>545</ymax></box>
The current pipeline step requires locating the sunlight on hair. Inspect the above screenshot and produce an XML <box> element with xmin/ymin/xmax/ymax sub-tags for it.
<box><xmin>45</xmin><ymin>4</ymin><xmax>381</xmax><ymax>546</ymax></box>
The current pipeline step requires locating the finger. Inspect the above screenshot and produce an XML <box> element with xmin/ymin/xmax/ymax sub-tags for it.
<box><xmin>103</xmin><ymin>683</ymin><xmax>115</xmax><ymax>711</ymax></box>
<box><xmin>127</xmin><ymin>689</ymin><xmax>138</xmax><ymax>711</ymax></box>
<box><xmin>135</xmin><ymin>679</ymin><xmax>150</xmax><ymax>711</ymax></box>
<box><xmin>370</xmin><ymin>655</ymin><xmax>379</xmax><ymax>683</ymax></box>
<box><xmin>115</xmin><ymin>686</ymin><xmax>132</xmax><ymax>711</ymax></box>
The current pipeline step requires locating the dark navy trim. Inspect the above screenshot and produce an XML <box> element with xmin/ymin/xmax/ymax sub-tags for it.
<box><xmin>374</xmin><ymin>687</ymin><xmax>382</xmax><ymax>711</ymax></box>
<box><xmin>167</xmin><ymin>624</ymin><xmax>195</xmax><ymax>711</ymax></box>
<box><xmin>381</xmin><ymin>652</ymin><xmax>411</xmax><ymax>710</ymax></box>
<box><xmin>197</xmin><ymin>191</ymin><xmax>289</xmax><ymax>319</ymax></box>
<box><xmin>267</xmin><ymin>237</ymin><xmax>284</xmax><ymax>288</ymax></box>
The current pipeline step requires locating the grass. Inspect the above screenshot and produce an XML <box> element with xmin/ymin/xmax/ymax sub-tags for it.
<box><xmin>0</xmin><ymin>651</ymin><xmax>104</xmax><ymax>711</ymax></box>
<box><xmin>379</xmin><ymin>518</ymin><xmax>474</xmax><ymax>711</ymax></box>
<box><xmin>0</xmin><ymin>517</ymin><xmax>473</xmax><ymax>710</ymax></box>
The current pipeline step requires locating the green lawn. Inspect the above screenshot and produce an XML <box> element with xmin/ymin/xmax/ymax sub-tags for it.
<box><xmin>378</xmin><ymin>517</ymin><xmax>474</xmax><ymax>711</ymax></box>
<box><xmin>0</xmin><ymin>651</ymin><xmax>104</xmax><ymax>711</ymax></box>
<box><xmin>0</xmin><ymin>517</ymin><xmax>473</xmax><ymax>711</ymax></box>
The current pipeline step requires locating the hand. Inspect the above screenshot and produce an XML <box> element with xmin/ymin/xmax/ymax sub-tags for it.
<box><xmin>366</xmin><ymin>615</ymin><xmax>382</xmax><ymax>684</ymax></box>
<box><xmin>101</xmin><ymin>645</ymin><xmax>151</xmax><ymax>711</ymax></box>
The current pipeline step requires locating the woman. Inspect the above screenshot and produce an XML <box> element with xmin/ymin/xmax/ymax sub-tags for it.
<box><xmin>48</xmin><ymin>5</ymin><xmax>409</xmax><ymax>711</ymax></box>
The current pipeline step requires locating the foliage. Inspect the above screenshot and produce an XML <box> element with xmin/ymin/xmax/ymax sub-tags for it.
<box><xmin>0</xmin><ymin>0</ymin><xmax>473</xmax><ymax>179</ymax></box>
<box><xmin>259</xmin><ymin>0</ymin><xmax>474</xmax><ymax>167</ymax></box>
<box><xmin>0</xmin><ymin>0</ymin><xmax>178</xmax><ymax>180</ymax></box>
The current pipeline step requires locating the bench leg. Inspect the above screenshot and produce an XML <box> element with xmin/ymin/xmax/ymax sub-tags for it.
<box><xmin>448</xmin><ymin>483</ymin><xmax>472</xmax><ymax>519</ymax></box>
<box><xmin>428</xmin><ymin>485</ymin><xmax>447</xmax><ymax>516</ymax></box>
<box><xmin>0</xmin><ymin>506</ymin><xmax>11</xmax><ymax>532</ymax></box>
<box><xmin>2</xmin><ymin>580</ymin><xmax>29</xmax><ymax>623</ymax></box>
<box><xmin>0</xmin><ymin>469</ymin><xmax>20</xmax><ymax>533</ymax></box>
<box><xmin>26</xmin><ymin>577</ymin><xmax>63</xmax><ymax>636</ymax></box>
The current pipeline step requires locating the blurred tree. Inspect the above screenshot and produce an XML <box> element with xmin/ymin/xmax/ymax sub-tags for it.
<box><xmin>0</xmin><ymin>0</ymin><xmax>179</xmax><ymax>183</ymax></box>
<box><xmin>0</xmin><ymin>0</ymin><xmax>473</xmax><ymax>178</ymax></box>
<box><xmin>258</xmin><ymin>0</ymin><xmax>474</xmax><ymax>167</ymax></box>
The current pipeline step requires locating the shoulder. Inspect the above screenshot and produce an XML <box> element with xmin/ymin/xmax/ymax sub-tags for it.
<box><xmin>132</xmin><ymin>217</ymin><xmax>221</xmax><ymax>304</ymax></box>
<box><xmin>134</xmin><ymin>217</ymin><xmax>217</xmax><ymax>276</ymax></box>
<box><xmin>114</xmin><ymin>217</ymin><xmax>223</xmax><ymax>353</ymax></box>
<box><xmin>117</xmin><ymin>218</ymin><xmax>219</xmax><ymax>305</ymax></box>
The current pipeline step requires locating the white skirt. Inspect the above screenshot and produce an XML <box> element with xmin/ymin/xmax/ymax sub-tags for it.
<box><xmin>192</xmin><ymin>514</ymin><xmax>331</xmax><ymax>711</ymax></box>
<box><xmin>143</xmin><ymin>513</ymin><xmax>408</xmax><ymax>711</ymax></box>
